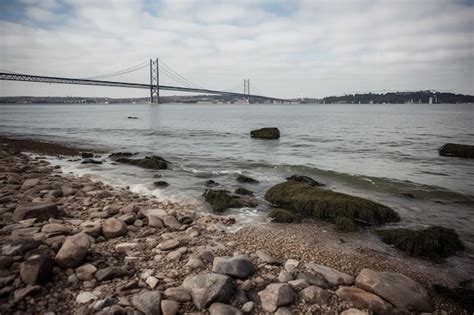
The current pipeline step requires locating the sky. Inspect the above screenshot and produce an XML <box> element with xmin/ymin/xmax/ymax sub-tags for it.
<box><xmin>0</xmin><ymin>0</ymin><xmax>473</xmax><ymax>99</ymax></box>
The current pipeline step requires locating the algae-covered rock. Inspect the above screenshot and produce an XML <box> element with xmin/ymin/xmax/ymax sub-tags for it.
<box><xmin>438</xmin><ymin>143</ymin><xmax>474</xmax><ymax>158</ymax></box>
<box><xmin>250</xmin><ymin>127</ymin><xmax>280</xmax><ymax>140</ymax></box>
<box><xmin>115</xmin><ymin>156</ymin><xmax>168</xmax><ymax>170</ymax></box>
<box><xmin>286</xmin><ymin>175</ymin><xmax>325</xmax><ymax>187</ymax></box>
<box><xmin>235</xmin><ymin>187</ymin><xmax>254</xmax><ymax>196</ymax></box>
<box><xmin>433</xmin><ymin>280</ymin><xmax>473</xmax><ymax>312</ymax></box>
<box><xmin>203</xmin><ymin>189</ymin><xmax>257</xmax><ymax>213</ymax></box>
<box><xmin>268</xmin><ymin>208</ymin><xmax>296</xmax><ymax>223</ymax></box>
<box><xmin>376</xmin><ymin>226</ymin><xmax>464</xmax><ymax>258</ymax></box>
<box><xmin>109</xmin><ymin>152</ymin><xmax>136</xmax><ymax>159</ymax></box>
<box><xmin>265</xmin><ymin>181</ymin><xmax>399</xmax><ymax>225</ymax></box>
<box><xmin>236</xmin><ymin>175</ymin><xmax>259</xmax><ymax>184</ymax></box>
<box><xmin>334</xmin><ymin>216</ymin><xmax>359</xmax><ymax>232</ymax></box>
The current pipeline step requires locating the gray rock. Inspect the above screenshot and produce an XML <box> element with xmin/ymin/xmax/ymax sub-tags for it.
<box><xmin>132</xmin><ymin>290</ymin><xmax>162</xmax><ymax>315</ymax></box>
<box><xmin>355</xmin><ymin>268</ymin><xmax>433</xmax><ymax>312</ymax></box>
<box><xmin>257</xmin><ymin>283</ymin><xmax>295</xmax><ymax>312</ymax></box>
<box><xmin>95</xmin><ymin>266</ymin><xmax>129</xmax><ymax>282</ymax></box>
<box><xmin>255</xmin><ymin>250</ymin><xmax>281</xmax><ymax>265</ymax></box>
<box><xmin>80</xmin><ymin>220</ymin><xmax>102</xmax><ymax>237</ymax></box>
<box><xmin>55</xmin><ymin>233</ymin><xmax>90</xmax><ymax>268</ymax></box>
<box><xmin>20</xmin><ymin>254</ymin><xmax>54</xmax><ymax>285</ymax></box>
<box><xmin>305</xmin><ymin>262</ymin><xmax>354</xmax><ymax>286</ymax></box>
<box><xmin>102</xmin><ymin>218</ymin><xmax>127</xmax><ymax>238</ymax></box>
<box><xmin>274</xmin><ymin>307</ymin><xmax>293</xmax><ymax>315</ymax></box>
<box><xmin>12</xmin><ymin>202</ymin><xmax>58</xmax><ymax>222</ymax></box>
<box><xmin>2</xmin><ymin>239</ymin><xmax>41</xmax><ymax>256</ymax></box>
<box><xmin>288</xmin><ymin>279</ymin><xmax>310</xmax><ymax>291</ymax></box>
<box><xmin>212</xmin><ymin>256</ymin><xmax>256</xmax><ymax>279</ymax></box>
<box><xmin>164</xmin><ymin>287</ymin><xmax>191</xmax><ymax>302</ymax></box>
<box><xmin>41</xmin><ymin>223</ymin><xmax>71</xmax><ymax>235</ymax></box>
<box><xmin>148</xmin><ymin>215</ymin><xmax>164</xmax><ymax>228</ymax></box>
<box><xmin>336</xmin><ymin>286</ymin><xmax>392</xmax><ymax>314</ymax></box>
<box><xmin>250</xmin><ymin>127</ymin><xmax>280</xmax><ymax>140</ymax></box>
<box><xmin>241</xmin><ymin>301</ymin><xmax>254</xmax><ymax>313</ymax></box>
<box><xmin>340</xmin><ymin>309</ymin><xmax>368</xmax><ymax>315</ymax></box>
<box><xmin>182</xmin><ymin>272</ymin><xmax>234</xmax><ymax>310</ymax></box>
<box><xmin>158</xmin><ymin>239</ymin><xmax>180</xmax><ymax>251</ymax></box>
<box><xmin>162</xmin><ymin>215</ymin><xmax>180</xmax><ymax>229</ymax></box>
<box><xmin>161</xmin><ymin>299</ymin><xmax>179</xmax><ymax>315</ymax></box>
<box><xmin>13</xmin><ymin>285</ymin><xmax>41</xmax><ymax>302</ymax></box>
<box><xmin>298</xmin><ymin>285</ymin><xmax>331</xmax><ymax>305</ymax></box>
<box><xmin>296</xmin><ymin>271</ymin><xmax>328</xmax><ymax>288</ymax></box>
<box><xmin>278</xmin><ymin>271</ymin><xmax>294</xmax><ymax>283</ymax></box>
<box><xmin>76</xmin><ymin>291</ymin><xmax>98</xmax><ymax>304</ymax></box>
<box><xmin>209</xmin><ymin>302</ymin><xmax>243</xmax><ymax>315</ymax></box>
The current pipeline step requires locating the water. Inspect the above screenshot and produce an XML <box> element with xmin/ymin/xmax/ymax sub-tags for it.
<box><xmin>1</xmin><ymin>103</ymin><xmax>473</xmax><ymax>251</ymax></box>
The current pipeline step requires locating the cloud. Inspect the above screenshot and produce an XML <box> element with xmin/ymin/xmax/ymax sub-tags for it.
<box><xmin>0</xmin><ymin>0</ymin><xmax>473</xmax><ymax>98</ymax></box>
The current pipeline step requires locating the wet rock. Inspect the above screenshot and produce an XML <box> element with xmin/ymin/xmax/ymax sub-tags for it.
<box><xmin>182</xmin><ymin>272</ymin><xmax>234</xmax><ymax>310</ymax></box>
<box><xmin>132</xmin><ymin>290</ymin><xmax>162</xmax><ymax>315</ymax></box>
<box><xmin>265</xmin><ymin>181</ymin><xmax>400</xmax><ymax>225</ymax></box>
<box><xmin>102</xmin><ymin>218</ymin><xmax>127</xmax><ymax>238</ymax></box>
<box><xmin>286</xmin><ymin>175</ymin><xmax>325</xmax><ymax>187</ymax></box>
<box><xmin>257</xmin><ymin>283</ymin><xmax>295</xmax><ymax>312</ymax></box>
<box><xmin>250</xmin><ymin>127</ymin><xmax>280</xmax><ymax>140</ymax></box>
<box><xmin>55</xmin><ymin>233</ymin><xmax>90</xmax><ymax>268</ymax></box>
<box><xmin>235</xmin><ymin>187</ymin><xmax>254</xmax><ymax>196</ymax></box>
<box><xmin>95</xmin><ymin>266</ymin><xmax>129</xmax><ymax>282</ymax></box>
<box><xmin>212</xmin><ymin>256</ymin><xmax>256</xmax><ymax>279</ymax></box>
<box><xmin>255</xmin><ymin>250</ymin><xmax>281</xmax><ymax>265</ymax></box>
<box><xmin>164</xmin><ymin>287</ymin><xmax>191</xmax><ymax>302</ymax></box>
<box><xmin>305</xmin><ymin>263</ymin><xmax>353</xmax><ymax>286</ymax></box>
<box><xmin>12</xmin><ymin>202</ymin><xmax>58</xmax><ymax>222</ymax></box>
<box><xmin>81</xmin><ymin>152</ymin><xmax>94</xmax><ymax>158</ymax></box>
<box><xmin>298</xmin><ymin>285</ymin><xmax>331</xmax><ymax>305</ymax></box>
<box><xmin>336</xmin><ymin>286</ymin><xmax>393</xmax><ymax>314</ymax></box>
<box><xmin>116</xmin><ymin>156</ymin><xmax>168</xmax><ymax>170</ymax></box>
<box><xmin>209</xmin><ymin>302</ymin><xmax>243</xmax><ymax>315</ymax></box>
<box><xmin>203</xmin><ymin>189</ymin><xmax>257</xmax><ymax>213</ymax></box>
<box><xmin>20</xmin><ymin>254</ymin><xmax>54</xmax><ymax>285</ymax></box>
<box><xmin>81</xmin><ymin>159</ymin><xmax>102</xmax><ymax>164</ymax></box>
<box><xmin>268</xmin><ymin>208</ymin><xmax>296</xmax><ymax>223</ymax></box>
<box><xmin>81</xmin><ymin>220</ymin><xmax>102</xmax><ymax>237</ymax></box>
<box><xmin>161</xmin><ymin>299</ymin><xmax>179</xmax><ymax>315</ymax></box>
<box><xmin>14</xmin><ymin>285</ymin><xmax>41</xmax><ymax>302</ymax></box>
<box><xmin>438</xmin><ymin>143</ymin><xmax>474</xmax><ymax>158</ymax></box>
<box><xmin>154</xmin><ymin>181</ymin><xmax>169</xmax><ymax>187</ymax></box>
<box><xmin>158</xmin><ymin>239</ymin><xmax>180</xmax><ymax>251</ymax></box>
<box><xmin>355</xmin><ymin>268</ymin><xmax>433</xmax><ymax>312</ymax></box>
<box><xmin>206</xmin><ymin>180</ymin><xmax>221</xmax><ymax>187</ymax></box>
<box><xmin>236</xmin><ymin>175</ymin><xmax>259</xmax><ymax>184</ymax></box>
<box><xmin>76</xmin><ymin>291</ymin><xmax>98</xmax><ymax>304</ymax></box>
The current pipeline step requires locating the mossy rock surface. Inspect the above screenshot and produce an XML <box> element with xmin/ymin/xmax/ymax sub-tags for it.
<box><xmin>438</xmin><ymin>143</ymin><xmax>474</xmax><ymax>158</ymax></box>
<box><xmin>334</xmin><ymin>216</ymin><xmax>359</xmax><ymax>232</ymax></box>
<box><xmin>286</xmin><ymin>175</ymin><xmax>325</xmax><ymax>187</ymax></box>
<box><xmin>268</xmin><ymin>208</ymin><xmax>296</xmax><ymax>223</ymax></box>
<box><xmin>376</xmin><ymin>226</ymin><xmax>464</xmax><ymax>258</ymax></box>
<box><xmin>116</xmin><ymin>156</ymin><xmax>168</xmax><ymax>170</ymax></box>
<box><xmin>264</xmin><ymin>181</ymin><xmax>400</xmax><ymax>225</ymax></box>
<box><xmin>203</xmin><ymin>189</ymin><xmax>257</xmax><ymax>213</ymax></box>
<box><xmin>235</xmin><ymin>187</ymin><xmax>254</xmax><ymax>196</ymax></box>
<box><xmin>236</xmin><ymin>175</ymin><xmax>259</xmax><ymax>184</ymax></box>
<box><xmin>433</xmin><ymin>280</ymin><xmax>474</xmax><ymax>312</ymax></box>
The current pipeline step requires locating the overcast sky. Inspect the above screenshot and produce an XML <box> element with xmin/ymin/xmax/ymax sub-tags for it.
<box><xmin>0</xmin><ymin>0</ymin><xmax>473</xmax><ymax>98</ymax></box>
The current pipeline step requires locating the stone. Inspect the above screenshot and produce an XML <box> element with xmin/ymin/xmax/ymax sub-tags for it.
<box><xmin>146</xmin><ymin>276</ymin><xmax>159</xmax><ymax>289</ymax></box>
<box><xmin>148</xmin><ymin>215</ymin><xmax>164</xmax><ymax>228</ymax></box>
<box><xmin>182</xmin><ymin>272</ymin><xmax>234</xmax><ymax>310</ymax></box>
<box><xmin>236</xmin><ymin>174</ymin><xmax>259</xmax><ymax>184</ymax></box>
<box><xmin>275</xmin><ymin>307</ymin><xmax>293</xmax><ymax>315</ymax></box>
<box><xmin>336</xmin><ymin>286</ymin><xmax>392</xmax><ymax>314</ymax></box>
<box><xmin>12</xmin><ymin>202</ymin><xmax>58</xmax><ymax>222</ymax></box>
<box><xmin>2</xmin><ymin>239</ymin><xmax>41</xmax><ymax>256</ymax></box>
<box><xmin>0</xmin><ymin>256</ymin><xmax>13</xmax><ymax>269</ymax></box>
<box><xmin>306</xmin><ymin>262</ymin><xmax>354</xmax><ymax>286</ymax></box>
<box><xmin>102</xmin><ymin>218</ymin><xmax>127</xmax><ymax>238</ymax></box>
<box><xmin>80</xmin><ymin>220</ymin><xmax>102</xmax><ymax>237</ymax></box>
<box><xmin>288</xmin><ymin>279</ymin><xmax>310</xmax><ymax>291</ymax></box>
<box><xmin>241</xmin><ymin>301</ymin><xmax>254</xmax><ymax>313</ymax></box>
<box><xmin>250</xmin><ymin>127</ymin><xmax>280</xmax><ymax>140</ymax></box>
<box><xmin>257</xmin><ymin>283</ymin><xmax>295</xmax><ymax>312</ymax></box>
<box><xmin>212</xmin><ymin>256</ymin><xmax>256</xmax><ymax>279</ymax></box>
<box><xmin>186</xmin><ymin>258</ymin><xmax>205</xmax><ymax>269</ymax></box>
<box><xmin>164</xmin><ymin>287</ymin><xmax>191</xmax><ymax>302</ymax></box>
<box><xmin>195</xmin><ymin>248</ymin><xmax>214</xmax><ymax>263</ymax></box>
<box><xmin>20</xmin><ymin>254</ymin><xmax>54</xmax><ymax>285</ymax></box>
<box><xmin>166</xmin><ymin>250</ymin><xmax>182</xmax><ymax>261</ymax></box>
<box><xmin>14</xmin><ymin>285</ymin><xmax>41</xmax><ymax>302</ymax></box>
<box><xmin>355</xmin><ymin>269</ymin><xmax>433</xmax><ymax>312</ymax></box>
<box><xmin>284</xmin><ymin>259</ymin><xmax>299</xmax><ymax>272</ymax></box>
<box><xmin>132</xmin><ymin>290</ymin><xmax>162</xmax><ymax>315</ymax></box>
<box><xmin>202</xmin><ymin>189</ymin><xmax>257</xmax><ymax>213</ymax></box>
<box><xmin>162</xmin><ymin>215</ymin><xmax>181</xmax><ymax>229</ymax></box>
<box><xmin>92</xmin><ymin>297</ymin><xmax>117</xmax><ymax>311</ymax></box>
<box><xmin>209</xmin><ymin>302</ymin><xmax>243</xmax><ymax>315</ymax></box>
<box><xmin>55</xmin><ymin>233</ymin><xmax>90</xmax><ymax>268</ymax></box>
<box><xmin>438</xmin><ymin>143</ymin><xmax>474</xmax><ymax>158</ymax></box>
<box><xmin>118</xmin><ymin>213</ymin><xmax>136</xmax><ymax>224</ymax></box>
<box><xmin>41</xmin><ymin>223</ymin><xmax>71</xmax><ymax>235</ymax></box>
<box><xmin>95</xmin><ymin>266</ymin><xmax>129</xmax><ymax>282</ymax></box>
<box><xmin>278</xmin><ymin>271</ymin><xmax>294</xmax><ymax>283</ymax></box>
<box><xmin>158</xmin><ymin>239</ymin><xmax>180</xmax><ymax>251</ymax></box>
<box><xmin>298</xmin><ymin>286</ymin><xmax>331</xmax><ymax>305</ymax></box>
<box><xmin>296</xmin><ymin>271</ymin><xmax>328</xmax><ymax>288</ymax></box>
<box><xmin>76</xmin><ymin>291</ymin><xmax>98</xmax><ymax>304</ymax></box>
<box><xmin>255</xmin><ymin>250</ymin><xmax>281</xmax><ymax>265</ymax></box>
<box><xmin>76</xmin><ymin>264</ymin><xmax>98</xmax><ymax>281</ymax></box>
<box><xmin>161</xmin><ymin>299</ymin><xmax>179</xmax><ymax>315</ymax></box>
<box><xmin>21</xmin><ymin>178</ymin><xmax>40</xmax><ymax>190</ymax></box>
<box><xmin>115</xmin><ymin>242</ymin><xmax>140</xmax><ymax>253</ymax></box>
<box><xmin>341</xmin><ymin>309</ymin><xmax>368</xmax><ymax>315</ymax></box>
<box><xmin>286</xmin><ymin>175</ymin><xmax>325</xmax><ymax>187</ymax></box>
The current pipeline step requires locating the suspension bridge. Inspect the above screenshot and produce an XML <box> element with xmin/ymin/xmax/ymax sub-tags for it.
<box><xmin>0</xmin><ymin>58</ymin><xmax>289</xmax><ymax>103</ymax></box>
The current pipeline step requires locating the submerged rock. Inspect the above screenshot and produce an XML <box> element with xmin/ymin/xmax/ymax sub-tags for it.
<box><xmin>286</xmin><ymin>175</ymin><xmax>324</xmax><ymax>187</ymax></box>
<box><xmin>81</xmin><ymin>159</ymin><xmax>102</xmax><ymax>165</ymax></box>
<box><xmin>235</xmin><ymin>187</ymin><xmax>254</xmax><ymax>196</ymax></box>
<box><xmin>154</xmin><ymin>181</ymin><xmax>169</xmax><ymax>187</ymax></box>
<box><xmin>115</xmin><ymin>156</ymin><xmax>168</xmax><ymax>170</ymax></box>
<box><xmin>109</xmin><ymin>152</ymin><xmax>136</xmax><ymax>159</ymax></box>
<box><xmin>433</xmin><ymin>280</ymin><xmax>474</xmax><ymax>313</ymax></box>
<box><xmin>203</xmin><ymin>189</ymin><xmax>257</xmax><ymax>213</ymax></box>
<box><xmin>376</xmin><ymin>226</ymin><xmax>464</xmax><ymax>258</ymax></box>
<box><xmin>206</xmin><ymin>180</ymin><xmax>221</xmax><ymax>187</ymax></box>
<box><xmin>265</xmin><ymin>181</ymin><xmax>400</xmax><ymax>225</ymax></box>
<box><xmin>268</xmin><ymin>208</ymin><xmax>296</xmax><ymax>223</ymax></box>
<box><xmin>250</xmin><ymin>127</ymin><xmax>280</xmax><ymax>139</ymax></box>
<box><xmin>236</xmin><ymin>175</ymin><xmax>259</xmax><ymax>184</ymax></box>
<box><xmin>81</xmin><ymin>152</ymin><xmax>93</xmax><ymax>158</ymax></box>
<box><xmin>438</xmin><ymin>143</ymin><xmax>474</xmax><ymax>158</ymax></box>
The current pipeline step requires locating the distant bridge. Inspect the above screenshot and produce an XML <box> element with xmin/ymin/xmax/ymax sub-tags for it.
<box><xmin>0</xmin><ymin>58</ymin><xmax>289</xmax><ymax>103</ymax></box>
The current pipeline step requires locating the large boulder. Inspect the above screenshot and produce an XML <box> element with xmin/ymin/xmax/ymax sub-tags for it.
<box><xmin>264</xmin><ymin>181</ymin><xmax>400</xmax><ymax>225</ymax></box>
<box><xmin>115</xmin><ymin>156</ymin><xmax>168</xmax><ymax>170</ymax></box>
<box><xmin>182</xmin><ymin>273</ymin><xmax>234</xmax><ymax>310</ymax></box>
<box><xmin>355</xmin><ymin>268</ymin><xmax>433</xmax><ymax>312</ymax></box>
<box><xmin>438</xmin><ymin>143</ymin><xmax>474</xmax><ymax>158</ymax></box>
<box><xmin>20</xmin><ymin>254</ymin><xmax>55</xmax><ymax>285</ymax></box>
<box><xmin>55</xmin><ymin>233</ymin><xmax>90</xmax><ymax>268</ymax></box>
<box><xmin>132</xmin><ymin>290</ymin><xmax>162</xmax><ymax>315</ymax></box>
<box><xmin>376</xmin><ymin>226</ymin><xmax>464</xmax><ymax>258</ymax></box>
<box><xmin>306</xmin><ymin>263</ymin><xmax>354</xmax><ymax>286</ymax></box>
<box><xmin>258</xmin><ymin>283</ymin><xmax>295</xmax><ymax>312</ymax></box>
<box><xmin>203</xmin><ymin>189</ymin><xmax>257</xmax><ymax>213</ymax></box>
<box><xmin>12</xmin><ymin>202</ymin><xmax>58</xmax><ymax>222</ymax></box>
<box><xmin>212</xmin><ymin>256</ymin><xmax>256</xmax><ymax>279</ymax></box>
<box><xmin>102</xmin><ymin>218</ymin><xmax>127</xmax><ymax>239</ymax></box>
<box><xmin>250</xmin><ymin>127</ymin><xmax>280</xmax><ymax>140</ymax></box>
<box><xmin>336</xmin><ymin>286</ymin><xmax>393</xmax><ymax>314</ymax></box>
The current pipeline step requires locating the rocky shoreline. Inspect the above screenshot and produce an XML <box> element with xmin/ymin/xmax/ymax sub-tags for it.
<box><xmin>0</xmin><ymin>137</ymin><xmax>470</xmax><ymax>314</ymax></box>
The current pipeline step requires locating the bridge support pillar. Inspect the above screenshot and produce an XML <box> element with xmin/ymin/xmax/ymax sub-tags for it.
<box><xmin>150</xmin><ymin>58</ymin><xmax>159</xmax><ymax>103</ymax></box>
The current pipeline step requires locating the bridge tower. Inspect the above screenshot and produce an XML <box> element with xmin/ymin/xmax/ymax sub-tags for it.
<box><xmin>243</xmin><ymin>79</ymin><xmax>250</xmax><ymax>103</ymax></box>
<box><xmin>149</xmin><ymin>58</ymin><xmax>159</xmax><ymax>103</ymax></box>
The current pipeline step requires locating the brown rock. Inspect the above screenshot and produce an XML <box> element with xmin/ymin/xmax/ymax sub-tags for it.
<box><xmin>298</xmin><ymin>285</ymin><xmax>331</xmax><ymax>305</ymax></box>
<box><xmin>55</xmin><ymin>233</ymin><xmax>91</xmax><ymax>268</ymax></box>
<box><xmin>336</xmin><ymin>286</ymin><xmax>392</xmax><ymax>314</ymax></box>
<box><xmin>20</xmin><ymin>254</ymin><xmax>54</xmax><ymax>285</ymax></box>
<box><xmin>12</xmin><ymin>202</ymin><xmax>58</xmax><ymax>222</ymax></box>
<box><xmin>102</xmin><ymin>218</ymin><xmax>127</xmax><ymax>238</ymax></box>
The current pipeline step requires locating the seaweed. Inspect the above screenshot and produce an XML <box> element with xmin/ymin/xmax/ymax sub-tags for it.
<box><xmin>264</xmin><ymin>181</ymin><xmax>400</xmax><ymax>225</ymax></box>
<box><xmin>334</xmin><ymin>216</ymin><xmax>359</xmax><ymax>232</ymax></box>
<box><xmin>268</xmin><ymin>208</ymin><xmax>296</xmax><ymax>223</ymax></box>
<box><xmin>433</xmin><ymin>280</ymin><xmax>474</xmax><ymax>312</ymax></box>
<box><xmin>376</xmin><ymin>226</ymin><xmax>464</xmax><ymax>258</ymax></box>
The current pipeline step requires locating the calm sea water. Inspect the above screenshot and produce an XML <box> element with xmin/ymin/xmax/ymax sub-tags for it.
<box><xmin>1</xmin><ymin>103</ymin><xmax>473</xmax><ymax>250</ymax></box>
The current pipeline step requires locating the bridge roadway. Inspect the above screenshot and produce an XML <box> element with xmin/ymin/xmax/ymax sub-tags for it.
<box><xmin>0</xmin><ymin>72</ymin><xmax>288</xmax><ymax>102</ymax></box>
